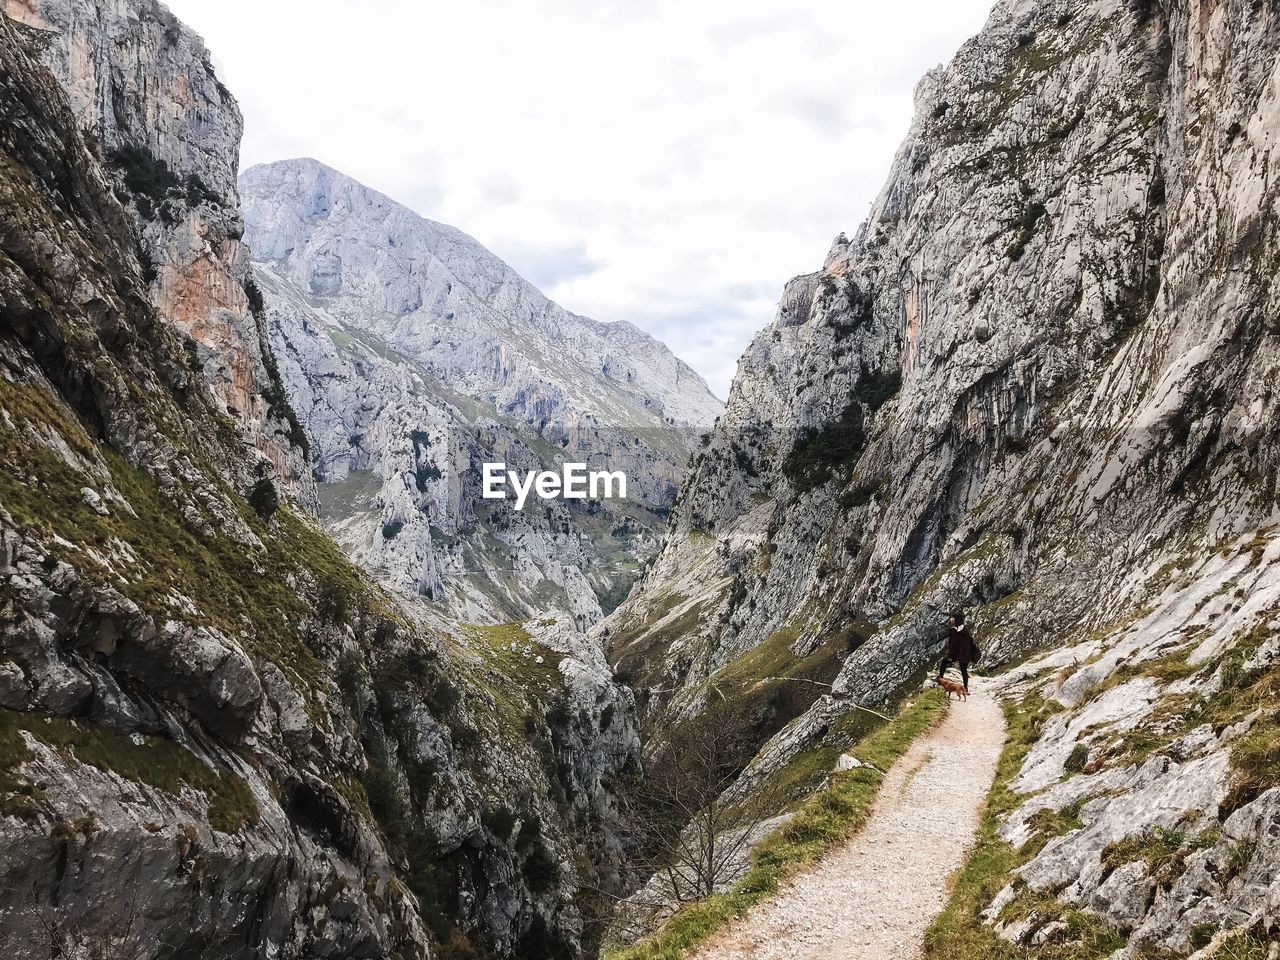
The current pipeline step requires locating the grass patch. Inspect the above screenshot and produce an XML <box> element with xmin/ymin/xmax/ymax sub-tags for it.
<box><xmin>0</xmin><ymin>378</ymin><xmax>395</xmax><ymax>706</ymax></box>
<box><xmin>1100</xmin><ymin>825</ymin><xmax>1192</xmax><ymax>885</ymax></box>
<box><xmin>611</xmin><ymin>594</ymin><xmax>706</xmax><ymax>684</ymax></box>
<box><xmin>922</xmin><ymin>690</ymin><xmax>1243</xmax><ymax>960</ymax></box>
<box><xmin>752</xmin><ymin>708</ymin><xmax>888</xmax><ymax>807</ymax></box>
<box><xmin>686</xmin><ymin>620</ymin><xmax>870</xmax><ymax>777</ymax></box>
<box><xmin>923</xmin><ymin>695</ymin><xmax>1127</xmax><ymax>960</ymax></box>
<box><xmin>454</xmin><ymin>623</ymin><xmax>572</xmax><ymax>763</ymax></box>
<box><xmin>0</xmin><ymin>708</ymin><xmax>258</xmax><ymax>833</ymax></box>
<box><xmin>606</xmin><ymin>690</ymin><xmax>945</xmax><ymax>960</ymax></box>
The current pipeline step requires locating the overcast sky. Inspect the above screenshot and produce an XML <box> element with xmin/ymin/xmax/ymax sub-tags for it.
<box><xmin>165</xmin><ymin>0</ymin><xmax>994</xmax><ymax>398</ymax></box>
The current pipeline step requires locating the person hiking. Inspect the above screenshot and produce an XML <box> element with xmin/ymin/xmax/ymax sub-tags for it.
<box><xmin>938</xmin><ymin>610</ymin><xmax>978</xmax><ymax>693</ymax></box>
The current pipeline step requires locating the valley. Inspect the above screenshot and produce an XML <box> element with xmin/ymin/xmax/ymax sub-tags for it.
<box><xmin>0</xmin><ymin>0</ymin><xmax>1277</xmax><ymax>958</ymax></box>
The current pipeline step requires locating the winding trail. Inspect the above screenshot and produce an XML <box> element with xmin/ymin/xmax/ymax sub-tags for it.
<box><xmin>688</xmin><ymin>678</ymin><xmax>1006</xmax><ymax>960</ymax></box>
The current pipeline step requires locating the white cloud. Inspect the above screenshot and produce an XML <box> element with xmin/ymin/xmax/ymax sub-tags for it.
<box><xmin>167</xmin><ymin>0</ymin><xmax>994</xmax><ymax>397</ymax></box>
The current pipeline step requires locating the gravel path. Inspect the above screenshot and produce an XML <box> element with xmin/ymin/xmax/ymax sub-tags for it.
<box><xmin>688</xmin><ymin>678</ymin><xmax>1006</xmax><ymax>960</ymax></box>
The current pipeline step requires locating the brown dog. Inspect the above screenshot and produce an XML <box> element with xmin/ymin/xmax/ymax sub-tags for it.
<box><xmin>935</xmin><ymin>676</ymin><xmax>968</xmax><ymax>700</ymax></box>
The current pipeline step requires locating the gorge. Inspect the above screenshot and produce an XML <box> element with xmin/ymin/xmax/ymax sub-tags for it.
<box><xmin>1</xmin><ymin>0</ymin><xmax>1278</xmax><ymax>958</ymax></box>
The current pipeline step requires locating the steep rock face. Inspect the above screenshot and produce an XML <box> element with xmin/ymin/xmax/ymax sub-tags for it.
<box><xmin>980</xmin><ymin>532</ymin><xmax>1280</xmax><ymax>952</ymax></box>
<box><xmin>0</xmin><ymin>7</ymin><xmax>638</xmax><ymax>959</ymax></box>
<box><xmin>609</xmin><ymin>0</ymin><xmax>1277</xmax><ymax>710</ymax></box>
<box><xmin>0</xmin><ymin>13</ymin><xmax>426</xmax><ymax>953</ymax></box>
<box><xmin>242</xmin><ymin>158</ymin><xmax>723</xmax><ymax>626</ymax></box>
<box><xmin>606</xmin><ymin>0</ymin><xmax>1280</xmax><ymax>949</ymax></box>
<box><xmin>5</xmin><ymin>0</ymin><xmax>313</xmax><ymax>497</ymax></box>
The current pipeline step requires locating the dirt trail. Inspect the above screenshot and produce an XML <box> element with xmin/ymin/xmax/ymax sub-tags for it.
<box><xmin>688</xmin><ymin>678</ymin><xmax>1006</xmax><ymax>960</ymax></box>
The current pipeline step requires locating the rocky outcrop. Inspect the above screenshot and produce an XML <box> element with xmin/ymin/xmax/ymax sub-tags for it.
<box><xmin>608</xmin><ymin>0</ymin><xmax>1278</xmax><ymax>721</ymax></box>
<box><xmin>0</xmin><ymin>11</ymin><xmax>425</xmax><ymax>952</ymax></box>
<box><xmin>5</xmin><ymin>0</ymin><xmax>313</xmax><ymax>499</ymax></box>
<box><xmin>242</xmin><ymin>158</ymin><xmax>723</xmax><ymax>626</ymax></box>
<box><xmin>983</xmin><ymin>531</ymin><xmax>1280</xmax><ymax>953</ymax></box>
<box><xmin>604</xmin><ymin>0</ymin><xmax>1280</xmax><ymax>952</ymax></box>
<box><xmin>0</xmin><ymin>6</ymin><xmax>639</xmax><ymax>958</ymax></box>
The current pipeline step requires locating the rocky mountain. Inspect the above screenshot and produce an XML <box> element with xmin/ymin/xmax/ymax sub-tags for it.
<box><xmin>606</xmin><ymin>0</ymin><xmax>1280</xmax><ymax>952</ymax></box>
<box><xmin>3</xmin><ymin>0</ymin><xmax>312</xmax><ymax>499</ymax></box>
<box><xmin>6</xmin><ymin>0</ymin><xmax>1280</xmax><ymax>956</ymax></box>
<box><xmin>240</xmin><ymin>158</ymin><xmax>722</xmax><ymax>627</ymax></box>
<box><xmin>0</xmin><ymin>4</ymin><xmax>640</xmax><ymax>959</ymax></box>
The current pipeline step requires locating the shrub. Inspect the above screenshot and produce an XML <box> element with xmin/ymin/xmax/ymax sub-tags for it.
<box><xmin>854</xmin><ymin>369</ymin><xmax>902</xmax><ymax>413</ymax></box>
<box><xmin>425</xmin><ymin>677</ymin><xmax>460</xmax><ymax>716</ymax></box>
<box><xmin>247</xmin><ymin>478</ymin><xmax>279</xmax><ymax>521</ymax></box>
<box><xmin>245</xmin><ymin>278</ymin><xmax>311</xmax><ymax>459</ymax></box>
<box><xmin>828</xmin><ymin>280</ymin><xmax>875</xmax><ymax>338</ymax></box>
<box><xmin>135</xmin><ymin>238</ymin><xmax>157</xmax><ymax>285</ymax></box>
<box><xmin>523</xmin><ymin>843</ymin><xmax>561</xmax><ymax>894</ymax></box>
<box><xmin>244</xmin><ymin>276</ymin><xmax>266</xmax><ymax>318</ymax></box>
<box><xmin>106</xmin><ymin>144</ymin><xmax>220</xmax><ymax>224</ymax></box>
<box><xmin>414</xmin><ymin>463</ymin><xmax>443</xmax><ymax>492</ymax></box>
<box><xmin>317</xmin><ymin>579</ymin><xmax>353</xmax><ymax>624</ymax></box>
<box><xmin>483</xmin><ymin>806</ymin><xmax>519</xmax><ymax>840</ymax></box>
<box><xmin>1006</xmin><ymin>199</ymin><xmax>1047</xmax><ymax>261</ymax></box>
<box><xmin>783</xmin><ymin>404</ymin><xmax>866</xmax><ymax>493</ymax></box>
<box><xmin>362</xmin><ymin>767</ymin><xmax>407</xmax><ymax>847</ymax></box>
<box><xmin>840</xmin><ymin>478</ymin><xmax>882</xmax><ymax>510</ymax></box>
<box><xmin>108</xmin><ymin>145</ymin><xmax>181</xmax><ymax>216</ymax></box>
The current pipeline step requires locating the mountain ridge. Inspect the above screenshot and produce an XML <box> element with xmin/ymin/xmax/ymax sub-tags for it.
<box><xmin>245</xmin><ymin>157</ymin><xmax>716</xmax><ymax>390</ymax></box>
<box><xmin>603</xmin><ymin>0</ymin><xmax>1280</xmax><ymax>953</ymax></box>
<box><xmin>240</xmin><ymin>155</ymin><xmax>723</xmax><ymax>627</ymax></box>
<box><xmin>241</xmin><ymin>156</ymin><xmax>723</xmax><ymax>430</ymax></box>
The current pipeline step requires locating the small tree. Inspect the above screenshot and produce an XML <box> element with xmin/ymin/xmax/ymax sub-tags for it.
<box><xmin>248</xmin><ymin>477</ymin><xmax>279</xmax><ymax>521</ymax></box>
<box><xmin>626</xmin><ymin>704</ymin><xmax>778</xmax><ymax>907</ymax></box>
<box><xmin>12</xmin><ymin>874</ymin><xmax>171</xmax><ymax>960</ymax></box>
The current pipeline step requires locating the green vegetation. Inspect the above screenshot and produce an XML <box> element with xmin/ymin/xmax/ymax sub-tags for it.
<box><xmin>1071</xmin><ymin>616</ymin><xmax>1280</xmax><ymax>809</ymax></box>
<box><xmin>752</xmin><ymin>707</ymin><xmax>887</xmax><ymax>806</ymax></box>
<box><xmin>0</xmin><ymin>379</ymin><xmax>388</xmax><ymax>704</ymax></box>
<box><xmin>826</xmin><ymin>279</ymin><xmax>875</xmax><ymax>339</ymax></box>
<box><xmin>352</xmin><ymin>625</ymin><xmax>577</xmax><ymax>960</ymax></box>
<box><xmin>607</xmin><ymin>691</ymin><xmax>946</xmax><ymax>960</ymax></box>
<box><xmin>681</xmin><ymin>617</ymin><xmax>876</xmax><ymax>776</ymax></box>
<box><xmin>463</xmin><ymin>623</ymin><xmax>565</xmax><ymax>699</ymax></box>
<box><xmin>327</xmin><ymin>328</ymin><xmax>357</xmax><ymax>349</ymax></box>
<box><xmin>0</xmin><ymin>708</ymin><xmax>258</xmax><ymax>832</ymax></box>
<box><xmin>1211</xmin><ymin>932</ymin><xmax>1273</xmax><ymax>960</ymax></box>
<box><xmin>853</xmin><ymin>368</ymin><xmax>902</xmax><ymax>413</ymax></box>
<box><xmin>244</xmin><ymin>278</ymin><xmax>310</xmax><ymax>457</ymax></box>
<box><xmin>0</xmin><ymin>712</ymin><xmax>36</xmax><ymax>819</ymax></box>
<box><xmin>783</xmin><ymin>403</ymin><xmax>866</xmax><ymax>493</ymax></box>
<box><xmin>922</xmin><ymin>695</ymin><xmax>1129</xmax><ymax>960</ymax></box>
<box><xmin>106</xmin><ymin>144</ymin><xmax>220</xmax><ymax>224</ymax></box>
<box><xmin>1100</xmin><ymin>824</ymin><xmax>1225</xmax><ymax>888</ymax></box>
<box><xmin>243</xmin><ymin>276</ymin><xmax>266</xmax><ymax>316</ymax></box>
<box><xmin>610</xmin><ymin>593</ymin><xmax>706</xmax><ymax>682</ymax></box>
<box><xmin>925</xmin><ymin>641</ymin><xmax>1280</xmax><ymax>960</ymax></box>
<box><xmin>248</xmin><ymin>477</ymin><xmax>280</xmax><ymax>521</ymax></box>
<box><xmin>1006</xmin><ymin>196</ymin><xmax>1048</xmax><ymax>261</ymax></box>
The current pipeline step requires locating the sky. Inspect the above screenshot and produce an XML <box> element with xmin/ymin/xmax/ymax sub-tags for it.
<box><xmin>165</xmin><ymin>0</ymin><xmax>995</xmax><ymax>398</ymax></box>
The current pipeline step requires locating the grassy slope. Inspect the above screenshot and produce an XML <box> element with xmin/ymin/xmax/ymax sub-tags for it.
<box><xmin>924</xmin><ymin>657</ymin><xmax>1279</xmax><ymax>960</ymax></box>
<box><xmin>608</xmin><ymin>689</ymin><xmax>946</xmax><ymax>960</ymax></box>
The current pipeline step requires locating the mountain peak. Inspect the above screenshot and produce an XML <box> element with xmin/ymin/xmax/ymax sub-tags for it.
<box><xmin>240</xmin><ymin>158</ymin><xmax>723</xmax><ymax>429</ymax></box>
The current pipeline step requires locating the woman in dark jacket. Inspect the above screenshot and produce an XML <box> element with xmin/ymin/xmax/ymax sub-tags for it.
<box><xmin>938</xmin><ymin>611</ymin><xmax>977</xmax><ymax>692</ymax></box>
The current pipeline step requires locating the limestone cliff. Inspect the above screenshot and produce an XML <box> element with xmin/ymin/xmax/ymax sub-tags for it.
<box><xmin>4</xmin><ymin>0</ymin><xmax>313</xmax><ymax>498</ymax></box>
<box><xmin>0</xmin><ymin>7</ymin><xmax>637</xmax><ymax>959</ymax></box>
<box><xmin>606</xmin><ymin>0</ymin><xmax>1280</xmax><ymax>951</ymax></box>
<box><xmin>241</xmin><ymin>159</ymin><xmax>723</xmax><ymax>627</ymax></box>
